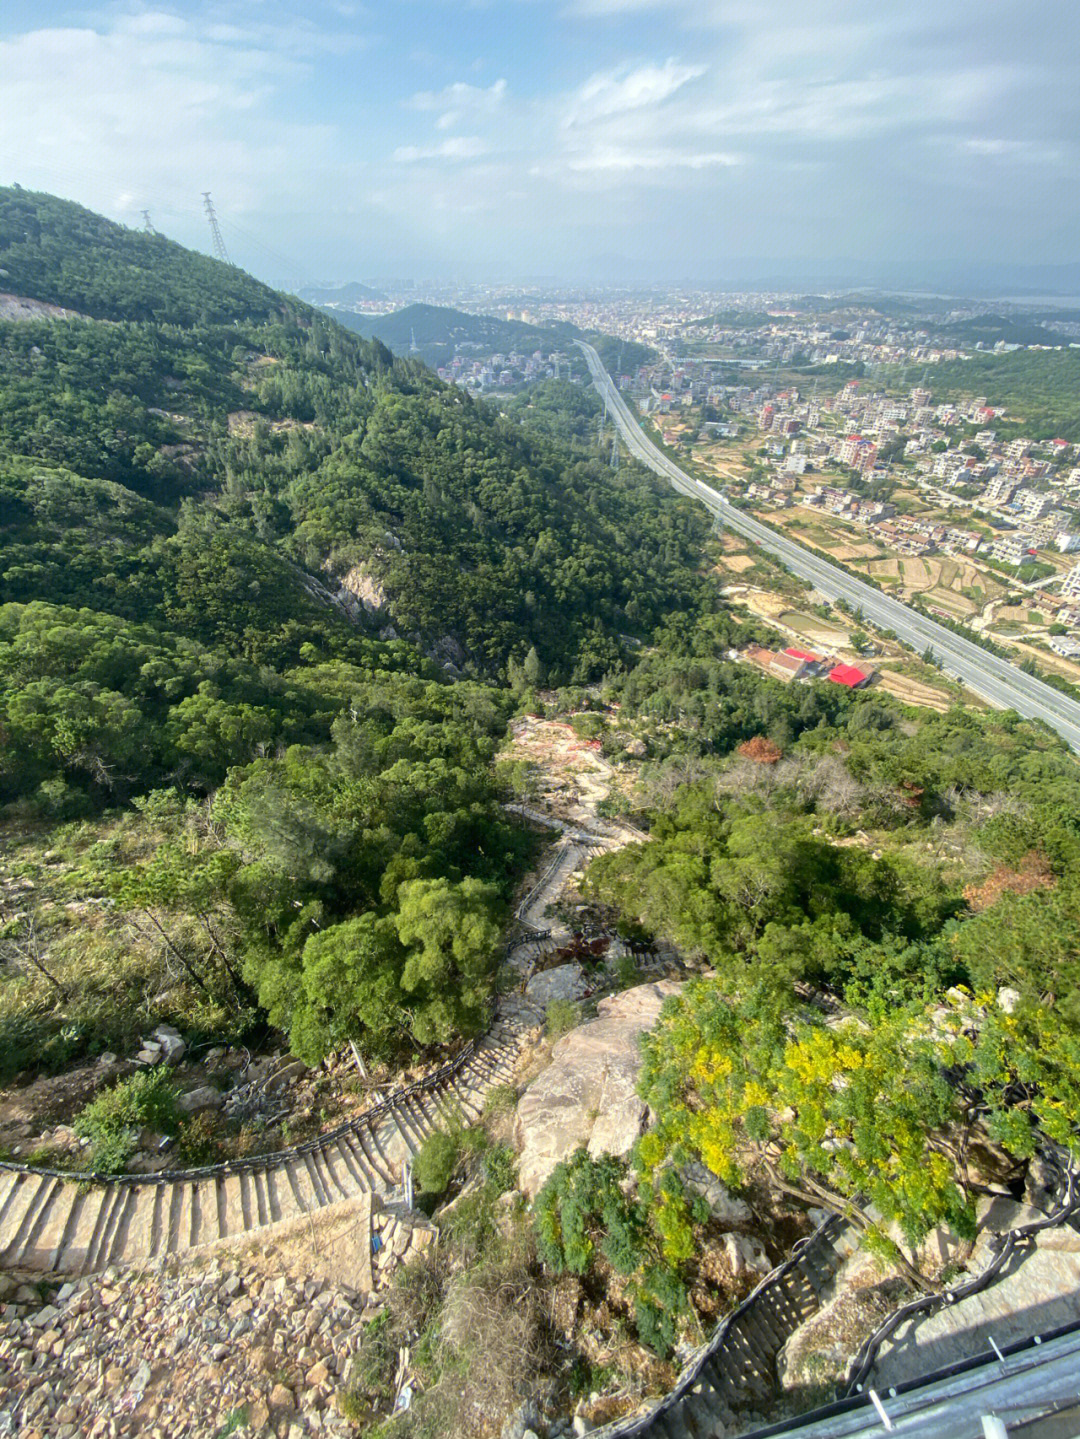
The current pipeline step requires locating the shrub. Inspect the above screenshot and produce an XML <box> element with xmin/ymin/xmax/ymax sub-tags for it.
<box><xmin>73</xmin><ymin>1067</ymin><xmax>180</xmax><ymax>1173</ymax></box>
<box><xmin>175</xmin><ymin>1110</ymin><xmax>222</xmax><ymax>1166</ymax></box>
<box><xmin>482</xmin><ymin>1083</ymin><xmax>517</xmax><ymax>1118</ymax></box>
<box><xmin>534</xmin><ymin>1149</ymin><xmax>688</xmax><ymax>1357</ymax></box>
<box><xmin>482</xmin><ymin>1143</ymin><xmax>517</xmax><ymax>1195</ymax></box>
<box><xmin>545</xmin><ymin>999</ymin><xmax>581</xmax><ymax>1041</ymax></box>
<box><xmin>614</xmin><ymin>953</ymin><xmax>639</xmax><ymax>990</ymax></box>
<box><xmin>413</xmin><ymin>1130</ymin><xmax>461</xmax><ymax>1197</ymax></box>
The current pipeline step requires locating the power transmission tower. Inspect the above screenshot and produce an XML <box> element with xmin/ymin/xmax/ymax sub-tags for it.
<box><xmin>610</xmin><ymin>435</ymin><xmax>619</xmax><ymax>470</ymax></box>
<box><xmin>201</xmin><ymin>192</ymin><xmax>230</xmax><ymax>265</ymax></box>
<box><xmin>410</xmin><ymin>326</ymin><xmax>418</xmax><ymax>354</ymax></box>
<box><xmin>141</xmin><ymin>210</ymin><xmax>155</xmax><ymax>235</ymax></box>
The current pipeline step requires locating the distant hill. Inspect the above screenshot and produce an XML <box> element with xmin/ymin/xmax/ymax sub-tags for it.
<box><xmin>938</xmin><ymin>313</ymin><xmax>1072</xmax><ymax>348</ymax></box>
<box><xmin>323</xmin><ymin>301</ymin><xmax>657</xmax><ymax>374</ymax></box>
<box><xmin>298</xmin><ymin>280</ymin><xmax>387</xmax><ymax>304</ymax></box>
<box><xmin>325</xmin><ymin>301</ymin><xmax>579</xmax><ymax>364</ymax></box>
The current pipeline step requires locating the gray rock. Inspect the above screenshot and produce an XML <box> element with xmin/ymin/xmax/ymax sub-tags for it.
<box><xmin>873</xmin><ymin>1247</ymin><xmax>1080</xmax><ymax>1387</ymax></box>
<box><xmin>501</xmin><ymin>1400</ymin><xmax>543</xmax><ymax>1439</ymax></box>
<box><xmin>177</xmin><ymin>1085</ymin><xmax>224</xmax><ymax>1113</ymax></box>
<box><xmin>723</xmin><ymin>1233</ymin><xmax>772</xmax><ymax>1279</ymax></box>
<box><xmin>265</xmin><ymin>1059</ymin><xmax>309</xmax><ymax>1095</ymax></box>
<box><xmin>515</xmin><ymin>980</ymin><xmax>684</xmax><ymax>1197</ymax></box>
<box><xmin>682</xmin><ymin>1161</ymin><xmax>753</xmax><ymax>1226</ymax></box>
<box><xmin>151</xmin><ymin>1026</ymin><xmax>186</xmax><ymax>1064</ymax></box>
<box><xmin>996</xmin><ymin>986</ymin><xmax>1021</xmax><ymax>1014</ymax></box>
<box><xmin>525</xmin><ymin>963</ymin><xmax>587</xmax><ymax>1006</ymax></box>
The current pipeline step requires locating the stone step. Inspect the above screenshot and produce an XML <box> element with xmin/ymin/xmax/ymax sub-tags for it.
<box><xmin>0</xmin><ymin>1174</ymin><xmax>53</xmax><ymax>1263</ymax></box>
<box><xmin>6</xmin><ymin>1176</ymin><xmax>66</xmax><ymax>1269</ymax></box>
<box><xmin>84</xmin><ymin>1185</ymin><xmax>127</xmax><ymax>1273</ymax></box>
<box><xmin>103</xmin><ymin>1185</ymin><xmax>141</xmax><ymax>1267</ymax></box>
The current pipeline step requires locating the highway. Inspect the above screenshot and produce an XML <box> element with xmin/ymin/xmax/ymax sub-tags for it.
<box><xmin>576</xmin><ymin>340</ymin><xmax>1080</xmax><ymax>752</ymax></box>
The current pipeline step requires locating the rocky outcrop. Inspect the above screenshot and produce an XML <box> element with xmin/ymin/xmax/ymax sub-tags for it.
<box><xmin>338</xmin><ymin>564</ymin><xmax>389</xmax><ymax>618</ymax></box>
<box><xmin>514</xmin><ymin>980</ymin><xmax>682</xmax><ymax>1197</ymax></box>
<box><xmin>525</xmin><ymin>963</ymin><xmax>587</xmax><ymax>1006</ymax></box>
<box><xmin>0</xmin><ymin>292</ymin><xmax>86</xmax><ymax>322</ymax></box>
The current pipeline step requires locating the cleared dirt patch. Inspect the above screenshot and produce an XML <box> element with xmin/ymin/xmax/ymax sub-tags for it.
<box><xmin>875</xmin><ymin>670</ymin><xmax>956</xmax><ymax>712</ymax></box>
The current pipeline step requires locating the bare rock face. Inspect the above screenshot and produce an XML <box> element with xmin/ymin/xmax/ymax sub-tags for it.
<box><xmin>514</xmin><ymin>980</ymin><xmax>683</xmax><ymax>1198</ymax></box>
<box><xmin>525</xmin><ymin>963</ymin><xmax>587</xmax><ymax>1006</ymax></box>
<box><xmin>338</xmin><ymin>564</ymin><xmax>389</xmax><ymax>618</ymax></box>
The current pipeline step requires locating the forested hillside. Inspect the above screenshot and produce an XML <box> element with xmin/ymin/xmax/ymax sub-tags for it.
<box><xmin>0</xmin><ymin>187</ymin><xmax>709</xmax><ymax>1074</ymax></box>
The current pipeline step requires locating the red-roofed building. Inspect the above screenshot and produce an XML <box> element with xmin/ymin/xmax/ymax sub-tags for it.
<box><xmin>828</xmin><ymin>663</ymin><xmax>872</xmax><ymax>689</ymax></box>
<box><xmin>783</xmin><ymin>647</ymin><xmax>823</xmax><ymax>667</ymax></box>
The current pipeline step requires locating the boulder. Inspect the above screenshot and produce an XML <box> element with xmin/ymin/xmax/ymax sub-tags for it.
<box><xmin>525</xmin><ymin>963</ymin><xmax>587</xmax><ymax>1006</ymax></box>
<box><xmin>264</xmin><ymin>1060</ymin><xmax>308</xmax><ymax>1096</ymax></box>
<box><xmin>178</xmin><ymin>1086</ymin><xmax>224</xmax><ymax>1114</ymax></box>
<box><xmin>874</xmin><ymin>1247</ymin><xmax>1080</xmax><ymax>1386</ymax></box>
<box><xmin>682</xmin><ymin>1160</ymin><xmax>753</xmax><ymax>1226</ymax></box>
<box><xmin>723</xmin><ymin>1233</ymin><xmax>772</xmax><ymax>1280</ymax></box>
<box><xmin>976</xmin><ymin>1194</ymin><xmax>1047</xmax><ymax>1234</ymax></box>
<box><xmin>514</xmin><ymin>980</ymin><xmax>683</xmax><ymax>1197</ymax></box>
<box><xmin>151</xmin><ymin>1026</ymin><xmax>186</xmax><ymax>1064</ymax></box>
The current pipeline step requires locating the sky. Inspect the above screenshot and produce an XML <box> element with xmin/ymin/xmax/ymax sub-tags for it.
<box><xmin>2</xmin><ymin>0</ymin><xmax>1078</xmax><ymax>289</ymax></box>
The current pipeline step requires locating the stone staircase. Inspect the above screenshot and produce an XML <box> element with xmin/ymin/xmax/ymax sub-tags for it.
<box><xmin>592</xmin><ymin>1218</ymin><xmax>850</xmax><ymax>1439</ymax></box>
<box><xmin>0</xmin><ymin>1001</ymin><xmax>543</xmax><ymax>1277</ymax></box>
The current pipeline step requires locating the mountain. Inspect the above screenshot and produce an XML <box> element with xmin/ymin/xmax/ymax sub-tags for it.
<box><xmin>0</xmin><ymin>187</ymin><xmax>709</xmax><ymax>810</ymax></box>
<box><xmin>323</xmin><ymin>300</ymin><xmax>657</xmax><ymax>375</ymax></box>
<box><xmin>0</xmin><ymin>185</ymin><xmax>715</xmax><ymax>1077</ymax></box>
<box><xmin>325</xmin><ymin>300</ymin><xmax>578</xmax><ymax>363</ymax></box>
<box><xmin>298</xmin><ymin>280</ymin><xmax>387</xmax><ymax>304</ymax></box>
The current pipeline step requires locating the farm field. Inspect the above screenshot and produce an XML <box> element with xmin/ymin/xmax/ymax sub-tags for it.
<box><xmin>863</xmin><ymin>553</ymin><xmax>1005</xmax><ymax>618</ymax></box>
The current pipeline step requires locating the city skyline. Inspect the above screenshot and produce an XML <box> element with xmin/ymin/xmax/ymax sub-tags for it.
<box><xmin>2</xmin><ymin>0</ymin><xmax>1078</xmax><ymax>289</ymax></box>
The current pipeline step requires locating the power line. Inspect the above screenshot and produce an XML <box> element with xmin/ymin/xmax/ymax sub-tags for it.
<box><xmin>201</xmin><ymin>191</ymin><xmax>231</xmax><ymax>266</ymax></box>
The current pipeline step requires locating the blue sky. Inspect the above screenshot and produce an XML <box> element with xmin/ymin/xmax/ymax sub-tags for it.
<box><xmin>2</xmin><ymin>1</ymin><xmax>1078</xmax><ymax>287</ymax></box>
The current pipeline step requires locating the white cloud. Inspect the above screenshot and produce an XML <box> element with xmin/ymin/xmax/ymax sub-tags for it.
<box><xmin>0</xmin><ymin>12</ymin><xmax>341</xmax><ymax>226</ymax></box>
<box><xmin>558</xmin><ymin>146</ymin><xmax>740</xmax><ymax>172</ymax></box>
<box><xmin>393</xmin><ymin>136</ymin><xmax>489</xmax><ymax>162</ymax></box>
<box><xmin>564</xmin><ymin>59</ymin><xmax>705</xmax><ymax>127</ymax></box>
<box><xmin>409</xmin><ymin>77</ymin><xmax>507</xmax><ymax>130</ymax></box>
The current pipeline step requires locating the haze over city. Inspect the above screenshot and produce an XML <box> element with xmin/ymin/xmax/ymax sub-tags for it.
<box><xmin>3</xmin><ymin>0</ymin><xmax>1080</xmax><ymax>289</ymax></box>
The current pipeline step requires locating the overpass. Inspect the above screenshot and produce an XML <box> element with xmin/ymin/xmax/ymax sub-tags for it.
<box><xmin>577</xmin><ymin>341</ymin><xmax>1080</xmax><ymax>752</ymax></box>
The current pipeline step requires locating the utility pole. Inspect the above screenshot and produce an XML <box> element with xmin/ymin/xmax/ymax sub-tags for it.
<box><xmin>140</xmin><ymin>210</ymin><xmax>155</xmax><ymax>235</ymax></box>
<box><xmin>201</xmin><ymin>191</ymin><xmax>230</xmax><ymax>265</ymax></box>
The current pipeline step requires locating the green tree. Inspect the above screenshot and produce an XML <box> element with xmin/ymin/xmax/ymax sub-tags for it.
<box><xmin>289</xmin><ymin>913</ymin><xmax>405</xmax><ymax>1064</ymax></box>
<box><xmin>638</xmin><ymin>979</ymin><xmax>979</xmax><ymax>1286</ymax></box>
<box><xmin>393</xmin><ymin>877</ymin><xmax>502</xmax><ymax>1044</ymax></box>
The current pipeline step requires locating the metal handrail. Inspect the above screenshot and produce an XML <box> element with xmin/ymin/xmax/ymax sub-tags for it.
<box><xmin>0</xmin><ymin>1036</ymin><xmax>485</xmax><ymax>1189</ymax></box>
<box><xmin>590</xmin><ymin>1214</ymin><xmax>844</xmax><ymax>1438</ymax></box>
<box><xmin>843</xmin><ymin>1152</ymin><xmax>1080</xmax><ymax>1395</ymax></box>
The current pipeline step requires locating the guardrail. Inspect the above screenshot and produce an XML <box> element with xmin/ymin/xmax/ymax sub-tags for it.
<box><xmin>590</xmin><ymin>1214</ymin><xmax>846</xmax><ymax>1439</ymax></box>
<box><xmin>0</xmin><ymin>1037</ymin><xmax>482</xmax><ymax>1190</ymax></box>
<box><xmin>843</xmin><ymin>1150</ymin><xmax>1080</xmax><ymax>1396</ymax></box>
